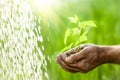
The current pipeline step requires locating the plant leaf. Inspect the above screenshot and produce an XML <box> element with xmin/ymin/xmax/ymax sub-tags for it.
<box><xmin>68</xmin><ymin>15</ymin><xmax>79</xmax><ymax>23</ymax></box>
<box><xmin>80</xmin><ymin>21</ymin><xmax>96</xmax><ymax>28</ymax></box>
<box><xmin>64</xmin><ymin>28</ymin><xmax>70</xmax><ymax>45</ymax></box>
<box><xmin>74</xmin><ymin>32</ymin><xmax>88</xmax><ymax>46</ymax></box>
<box><xmin>60</xmin><ymin>43</ymin><xmax>73</xmax><ymax>52</ymax></box>
<box><xmin>61</xmin><ymin>16</ymin><xmax>97</xmax><ymax>53</ymax></box>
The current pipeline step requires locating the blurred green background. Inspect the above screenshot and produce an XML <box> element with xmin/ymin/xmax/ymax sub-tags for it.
<box><xmin>33</xmin><ymin>0</ymin><xmax>120</xmax><ymax>80</ymax></box>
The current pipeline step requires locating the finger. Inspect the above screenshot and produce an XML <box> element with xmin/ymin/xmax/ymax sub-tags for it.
<box><xmin>60</xmin><ymin>54</ymin><xmax>88</xmax><ymax>73</ymax></box>
<box><xmin>57</xmin><ymin>54</ymin><xmax>87</xmax><ymax>73</ymax></box>
<box><xmin>59</xmin><ymin>55</ymin><xmax>80</xmax><ymax>73</ymax></box>
<box><xmin>56</xmin><ymin>53</ymin><xmax>68</xmax><ymax>64</ymax></box>
<box><xmin>61</xmin><ymin>58</ymin><xmax>87</xmax><ymax>73</ymax></box>
<box><xmin>65</xmin><ymin>44</ymin><xmax>94</xmax><ymax>57</ymax></box>
<box><xmin>66</xmin><ymin>44</ymin><xmax>94</xmax><ymax>63</ymax></box>
<box><xmin>65</xmin><ymin>45</ymin><xmax>81</xmax><ymax>56</ymax></box>
<box><xmin>80</xmin><ymin>44</ymin><xmax>95</xmax><ymax>49</ymax></box>
<box><xmin>66</xmin><ymin>60</ymin><xmax>88</xmax><ymax>73</ymax></box>
<box><xmin>56</xmin><ymin>54</ymin><xmax>62</xmax><ymax>65</ymax></box>
<box><xmin>65</xmin><ymin>50</ymin><xmax>86</xmax><ymax>64</ymax></box>
<box><xmin>60</xmin><ymin>59</ymin><xmax>80</xmax><ymax>73</ymax></box>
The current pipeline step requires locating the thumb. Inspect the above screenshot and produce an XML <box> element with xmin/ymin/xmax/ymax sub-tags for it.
<box><xmin>65</xmin><ymin>51</ymin><xmax>84</xmax><ymax>64</ymax></box>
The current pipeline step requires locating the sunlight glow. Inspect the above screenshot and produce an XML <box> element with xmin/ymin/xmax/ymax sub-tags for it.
<box><xmin>34</xmin><ymin>0</ymin><xmax>60</xmax><ymax>12</ymax></box>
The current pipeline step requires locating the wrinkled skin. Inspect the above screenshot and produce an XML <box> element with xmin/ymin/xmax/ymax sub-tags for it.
<box><xmin>56</xmin><ymin>44</ymin><xmax>115</xmax><ymax>73</ymax></box>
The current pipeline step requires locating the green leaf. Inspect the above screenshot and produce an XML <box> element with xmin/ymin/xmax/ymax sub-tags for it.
<box><xmin>60</xmin><ymin>43</ymin><xmax>73</xmax><ymax>52</ymax></box>
<box><xmin>79</xmin><ymin>32</ymin><xmax>88</xmax><ymax>41</ymax></box>
<box><xmin>80</xmin><ymin>21</ymin><xmax>96</xmax><ymax>28</ymax></box>
<box><xmin>64</xmin><ymin>28</ymin><xmax>70</xmax><ymax>45</ymax></box>
<box><xmin>74</xmin><ymin>32</ymin><xmax>88</xmax><ymax>46</ymax></box>
<box><xmin>61</xmin><ymin>16</ymin><xmax>97</xmax><ymax>53</ymax></box>
<box><xmin>79</xmin><ymin>36</ymin><xmax>87</xmax><ymax>42</ymax></box>
<box><xmin>81</xmin><ymin>31</ymin><xmax>88</xmax><ymax>37</ymax></box>
<box><xmin>68</xmin><ymin>15</ymin><xmax>79</xmax><ymax>23</ymax></box>
<box><xmin>71</xmin><ymin>28</ymin><xmax>80</xmax><ymax>36</ymax></box>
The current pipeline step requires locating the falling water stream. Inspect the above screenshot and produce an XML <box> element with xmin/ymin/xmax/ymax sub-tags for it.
<box><xmin>0</xmin><ymin>0</ymin><xmax>48</xmax><ymax>80</ymax></box>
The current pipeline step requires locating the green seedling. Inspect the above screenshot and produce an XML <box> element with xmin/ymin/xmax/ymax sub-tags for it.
<box><xmin>61</xmin><ymin>15</ymin><xmax>96</xmax><ymax>52</ymax></box>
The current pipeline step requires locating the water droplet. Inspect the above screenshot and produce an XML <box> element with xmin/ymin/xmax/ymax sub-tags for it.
<box><xmin>0</xmin><ymin>0</ymin><xmax>49</xmax><ymax>80</ymax></box>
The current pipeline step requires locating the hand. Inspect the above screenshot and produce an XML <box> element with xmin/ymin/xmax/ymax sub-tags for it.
<box><xmin>56</xmin><ymin>44</ymin><xmax>108</xmax><ymax>73</ymax></box>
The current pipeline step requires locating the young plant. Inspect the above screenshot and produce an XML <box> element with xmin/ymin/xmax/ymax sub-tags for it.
<box><xmin>61</xmin><ymin>15</ymin><xmax>96</xmax><ymax>52</ymax></box>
